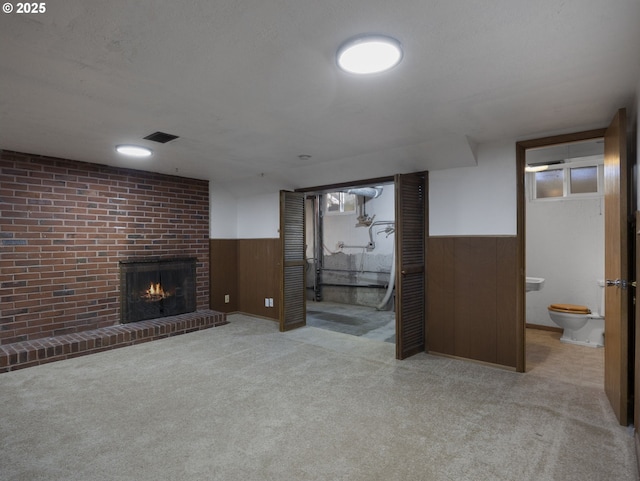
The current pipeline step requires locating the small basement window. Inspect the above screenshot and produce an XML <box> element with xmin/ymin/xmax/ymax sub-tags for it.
<box><xmin>529</xmin><ymin>157</ymin><xmax>603</xmax><ymax>201</ymax></box>
<box><xmin>535</xmin><ymin>169</ymin><xmax>564</xmax><ymax>199</ymax></box>
<box><xmin>569</xmin><ymin>166</ymin><xmax>598</xmax><ymax>194</ymax></box>
<box><xmin>325</xmin><ymin>192</ymin><xmax>356</xmax><ymax>215</ymax></box>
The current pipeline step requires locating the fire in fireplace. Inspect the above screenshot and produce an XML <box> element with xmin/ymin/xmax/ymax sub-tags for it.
<box><xmin>119</xmin><ymin>257</ymin><xmax>197</xmax><ymax>323</ymax></box>
<box><xmin>145</xmin><ymin>282</ymin><xmax>166</xmax><ymax>300</ymax></box>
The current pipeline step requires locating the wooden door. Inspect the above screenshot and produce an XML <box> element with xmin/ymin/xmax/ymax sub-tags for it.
<box><xmin>279</xmin><ymin>190</ymin><xmax>306</xmax><ymax>332</ymax></box>
<box><xmin>603</xmin><ymin>108</ymin><xmax>629</xmax><ymax>425</ymax></box>
<box><xmin>635</xmin><ymin>211</ymin><xmax>640</xmax><ymax>450</ymax></box>
<box><xmin>395</xmin><ymin>172</ymin><xmax>428</xmax><ymax>359</ymax></box>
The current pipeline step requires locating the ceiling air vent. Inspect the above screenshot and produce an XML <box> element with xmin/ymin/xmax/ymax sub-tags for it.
<box><xmin>143</xmin><ymin>131</ymin><xmax>179</xmax><ymax>143</ymax></box>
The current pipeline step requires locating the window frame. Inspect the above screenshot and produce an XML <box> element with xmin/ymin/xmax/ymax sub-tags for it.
<box><xmin>527</xmin><ymin>155</ymin><xmax>604</xmax><ymax>202</ymax></box>
<box><xmin>324</xmin><ymin>191</ymin><xmax>357</xmax><ymax>215</ymax></box>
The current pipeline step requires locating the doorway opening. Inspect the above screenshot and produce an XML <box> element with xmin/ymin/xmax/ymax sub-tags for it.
<box><xmin>522</xmin><ymin>137</ymin><xmax>606</xmax><ymax>385</ymax></box>
<box><xmin>303</xmin><ymin>181</ymin><xmax>396</xmax><ymax>343</ymax></box>
<box><xmin>287</xmin><ymin>171</ymin><xmax>426</xmax><ymax>359</ymax></box>
<box><xmin>516</xmin><ymin>129</ymin><xmax>605</xmax><ymax>378</ymax></box>
<box><xmin>518</xmin><ymin>111</ymin><xmax>632</xmax><ymax>425</ymax></box>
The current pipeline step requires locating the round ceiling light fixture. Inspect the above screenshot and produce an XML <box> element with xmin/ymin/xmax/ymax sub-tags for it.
<box><xmin>115</xmin><ymin>145</ymin><xmax>153</xmax><ymax>157</ymax></box>
<box><xmin>337</xmin><ymin>34</ymin><xmax>403</xmax><ymax>74</ymax></box>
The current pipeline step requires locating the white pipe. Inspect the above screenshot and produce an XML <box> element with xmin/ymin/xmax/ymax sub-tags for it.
<box><xmin>376</xmin><ymin>231</ymin><xmax>396</xmax><ymax>311</ymax></box>
<box><xmin>346</xmin><ymin>187</ymin><xmax>383</xmax><ymax>198</ymax></box>
<box><xmin>367</xmin><ymin>220</ymin><xmax>395</xmax><ymax>250</ymax></box>
<box><xmin>337</xmin><ymin>243</ymin><xmax>372</xmax><ymax>250</ymax></box>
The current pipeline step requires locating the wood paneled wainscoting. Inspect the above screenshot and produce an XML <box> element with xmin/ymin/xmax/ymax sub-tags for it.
<box><xmin>210</xmin><ymin>239</ymin><xmax>281</xmax><ymax>320</ymax></box>
<box><xmin>427</xmin><ymin>236</ymin><xmax>518</xmax><ymax>369</ymax></box>
<box><xmin>210</xmin><ymin>239</ymin><xmax>239</xmax><ymax>312</ymax></box>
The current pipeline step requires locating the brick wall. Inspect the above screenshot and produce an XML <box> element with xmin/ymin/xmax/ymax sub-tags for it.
<box><xmin>0</xmin><ymin>151</ymin><xmax>210</xmax><ymax>345</ymax></box>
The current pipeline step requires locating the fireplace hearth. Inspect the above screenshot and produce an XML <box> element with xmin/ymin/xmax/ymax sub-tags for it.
<box><xmin>119</xmin><ymin>257</ymin><xmax>197</xmax><ymax>323</ymax></box>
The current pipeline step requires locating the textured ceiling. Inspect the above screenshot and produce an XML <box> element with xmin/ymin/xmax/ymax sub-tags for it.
<box><xmin>1</xmin><ymin>0</ymin><xmax>639</xmax><ymax>195</ymax></box>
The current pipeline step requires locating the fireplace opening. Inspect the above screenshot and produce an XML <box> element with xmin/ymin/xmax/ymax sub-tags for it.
<box><xmin>119</xmin><ymin>257</ymin><xmax>197</xmax><ymax>323</ymax></box>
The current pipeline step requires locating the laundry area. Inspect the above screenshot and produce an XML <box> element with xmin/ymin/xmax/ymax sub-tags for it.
<box><xmin>304</xmin><ymin>182</ymin><xmax>396</xmax><ymax>343</ymax></box>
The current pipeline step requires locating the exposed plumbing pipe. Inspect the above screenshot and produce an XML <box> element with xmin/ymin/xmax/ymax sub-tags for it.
<box><xmin>334</xmin><ymin>221</ymin><xmax>395</xmax><ymax>252</ymax></box>
<box><xmin>320</xmin><ymin>268</ymin><xmax>389</xmax><ymax>274</ymax></box>
<box><xmin>314</xmin><ymin>195</ymin><xmax>323</xmax><ymax>301</ymax></box>
<box><xmin>367</xmin><ymin>221</ymin><xmax>395</xmax><ymax>250</ymax></box>
<box><xmin>318</xmin><ymin>282</ymin><xmax>388</xmax><ymax>289</ymax></box>
<box><xmin>376</xmin><ymin>222</ymin><xmax>396</xmax><ymax>311</ymax></box>
<box><xmin>346</xmin><ymin>187</ymin><xmax>383</xmax><ymax>198</ymax></box>
<box><xmin>337</xmin><ymin>242</ymin><xmax>372</xmax><ymax>250</ymax></box>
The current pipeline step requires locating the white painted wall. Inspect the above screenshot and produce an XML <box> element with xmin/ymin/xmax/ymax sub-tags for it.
<box><xmin>211</xmin><ymin>140</ymin><xmax>520</xmax><ymax>239</ymax></box>
<box><xmin>236</xmin><ymin>192</ymin><xmax>280</xmax><ymax>238</ymax></box>
<box><xmin>525</xmin><ymin>195</ymin><xmax>605</xmax><ymax>327</ymax></box>
<box><xmin>211</xmin><ymin>141</ymin><xmax>520</xmax><ymax>240</ymax></box>
<box><xmin>210</xmin><ymin>184</ymin><xmax>238</xmax><ymax>238</ymax></box>
<box><xmin>429</xmin><ymin>140</ymin><xmax>517</xmax><ymax>235</ymax></box>
<box><xmin>210</xmin><ymin>188</ymin><xmax>282</xmax><ymax>239</ymax></box>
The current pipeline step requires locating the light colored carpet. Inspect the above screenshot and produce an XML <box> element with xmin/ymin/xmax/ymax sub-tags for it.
<box><xmin>0</xmin><ymin>314</ymin><xmax>637</xmax><ymax>481</ymax></box>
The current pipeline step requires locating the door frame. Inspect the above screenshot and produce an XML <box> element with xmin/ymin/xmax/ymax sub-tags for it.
<box><xmin>296</xmin><ymin>173</ymin><xmax>427</xmax><ymax>357</ymax></box>
<box><xmin>515</xmin><ymin>128</ymin><xmax>606</xmax><ymax>373</ymax></box>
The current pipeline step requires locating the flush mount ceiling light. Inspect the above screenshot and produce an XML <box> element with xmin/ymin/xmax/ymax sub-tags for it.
<box><xmin>115</xmin><ymin>145</ymin><xmax>153</xmax><ymax>157</ymax></box>
<box><xmin>524</xmin><ymin>165</ymin><xmax>549</xmax><ymax>173</ymax></box>
<box><xmin>337</xmin><ymin>34</ymin><xmax>403</xmax><ymax>74</ymax></box>
<box><xmin>525</xmin><ymin>160</ymin><xmax>564</xmax><ymax>173</ymax></box>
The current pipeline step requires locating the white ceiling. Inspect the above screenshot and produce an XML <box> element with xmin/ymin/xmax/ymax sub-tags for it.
<box><xmin>1</xmin><ymin>1</ymin><xmax>639</xmax><ymax>196</ymax></box>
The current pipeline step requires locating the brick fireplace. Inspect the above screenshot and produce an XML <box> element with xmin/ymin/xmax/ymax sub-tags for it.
<box><xmin>0</xmin><ymin>151</ymin><xmax>212</xmax><ymax>346</ymax></box>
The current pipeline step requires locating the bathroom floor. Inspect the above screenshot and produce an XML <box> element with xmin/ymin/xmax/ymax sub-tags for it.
<box><xmin>526</xmin><ymin>327</ymin><xmax>604</xmax><ymax>388</ymax></box>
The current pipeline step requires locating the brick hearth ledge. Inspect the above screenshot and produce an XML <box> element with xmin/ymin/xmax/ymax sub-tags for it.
<box><xmin>0</xmin><ymin>310</ymin><xmax>227</xmax><ymax>373</ymax></box>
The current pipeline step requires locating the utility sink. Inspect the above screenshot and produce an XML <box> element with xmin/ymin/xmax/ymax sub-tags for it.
<box><xmin>525</xmin><ymin>277</ymin><xmax>545</xmax><ymax>292</ymax></box>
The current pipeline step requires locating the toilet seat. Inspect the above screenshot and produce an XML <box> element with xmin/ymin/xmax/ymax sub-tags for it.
<box><xmin>548</xmin><ymin>303</ymin><xmax>591</xmax><ymax>314</ymax></box>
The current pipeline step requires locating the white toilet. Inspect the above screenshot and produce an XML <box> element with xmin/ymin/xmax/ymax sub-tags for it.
<box><xmin>547</xmin><ymin>281</ymin><xmax>605</xmax><ymax>348</ymax></box>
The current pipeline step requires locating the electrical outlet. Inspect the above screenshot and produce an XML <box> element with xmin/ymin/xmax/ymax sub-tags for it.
<box><xmin>264</xmin><ymin>298</ymin><xmax>269</xmax><ymax>307</ymax></box>
<box><xmin>224</xmin><ymin>294</ymin><xmax>230</xmax><ymax>303</ymax></box>
<box><xmin>268</xmin><ymin>298</ymin><xmax>274</xmax><ymax>307</ymax></box>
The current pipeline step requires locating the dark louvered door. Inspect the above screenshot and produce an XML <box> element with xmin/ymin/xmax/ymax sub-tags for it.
<box><xmin>279</xmin><ymin>190</ymin><xmax>306</xmax><ymax>332</ymax></box>
<box><xmin>395</xmin><ymin>172</ymin><xmax>427</xmax><ymax>359</ymax></box>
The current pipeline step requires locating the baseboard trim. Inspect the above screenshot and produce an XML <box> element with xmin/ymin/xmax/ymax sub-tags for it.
<box><xmin>526</xmin><ymin>323</ymin><xmax>563</xmax><ymax>333</ymax></box>
<box><xmin>428</xmin><ymin>351</ymin><xmax>517</xmax><ymax>372</ymax></box>
<box><xmin>232</xmin><ymin>312</ymin><xmax>279</xmax><ymax>323</ymax></box>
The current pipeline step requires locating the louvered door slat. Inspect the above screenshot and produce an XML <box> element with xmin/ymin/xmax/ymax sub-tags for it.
<box><xmin>395</xmin><ymin>172</ymin><xmax>427</xmax><ymax>359</ymax></box>
<box><xmin>279</xmin><ymin>191</ymin><xmax>306</xmax><ymax>331</ymax></box>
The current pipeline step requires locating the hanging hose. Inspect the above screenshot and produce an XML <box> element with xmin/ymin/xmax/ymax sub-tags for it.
<box><xmin>376</xmin><ymin>231</ymin><xmax>395</xmax><ymax>311</ymax></box>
